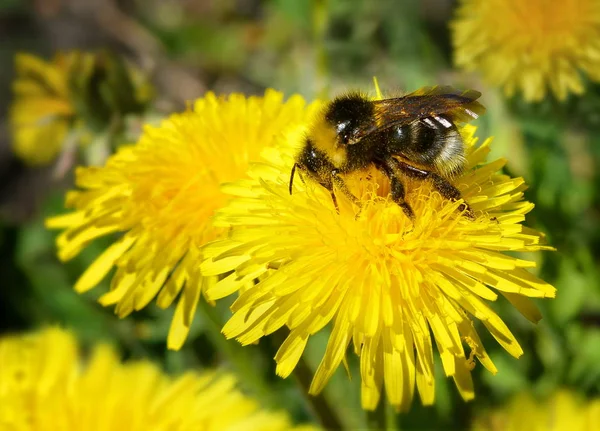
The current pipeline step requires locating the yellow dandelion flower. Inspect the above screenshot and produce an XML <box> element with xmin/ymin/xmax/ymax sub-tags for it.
<box><xmin>200</xmin><ymin>123</ymin><xmax>556</xmax><ymax>411</ymax></box>
<box><xmin>451</xmin><ymin>0</ymin><xmax>600</xmax><ymax>101</ymax></box>
<box><xmin>0</xmin><ymin>327</ymin><xmax>316</xmax><ymax>431</ymax></box>
<box><xmin>10</xmin><ymin>52</ymin><xmax>75</xmax><ymax>165</ymax></box>
<box><xmin>46</xmin><ymin>90</ymin><xmax>320</xmax><ymax>349</ymax></box>
<box><xmin>473</xmin><ymin>390</ymin><xmax>600</xmax><ymax>431</ymax></box>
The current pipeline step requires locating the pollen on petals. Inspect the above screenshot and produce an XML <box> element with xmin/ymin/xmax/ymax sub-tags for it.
<box><xmin>200</xmin><ymin>124</ymin><xmax>555</xmax><ymax>411</ymax></box>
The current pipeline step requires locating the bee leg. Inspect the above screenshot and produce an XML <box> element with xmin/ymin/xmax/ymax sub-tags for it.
<box><xmin>394</xmin><ymin>160</ymin><xmax>474</xmax><ymax>218</ymax></box>
<box><xmin>331</xmin><ymin>169</ymin><xmax>362</xmax><ymax>209</ymax></box>
<box><xmin>329</xmin><ymin>188</ymin><xmax>340</xmax><ymax>213</ymax></box>
<box><xmin>431</xmin><ymin>174</ymin><xmax>474</xmax><ymax>218</ymax></box>
<box><xmin>376</xmin><ymin>158</ymin><xmax>415</xmax><ymax>220</ymax></box>
<box><xmin>316</xmin><ymin>175</ymin><xmax>340</xmax><ymax>213</ymax></box>
<box><xmin>289</xmin><ymin>163</ymin><xmax>307</xmax><ymax>195</ymax></box>
<box><xmin>289</xmin><ymin>163</ymin><xmax>298</xmax><ymax>195</ymax></box>
<box><xmin>391</xmin><ymin>178</ymin><xmax>415</xmax><ymax>220</ymax></box>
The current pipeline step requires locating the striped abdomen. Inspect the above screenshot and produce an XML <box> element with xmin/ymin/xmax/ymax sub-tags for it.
<box><xmin>385</xmin><ymin>115</ymin><xmax>465</xmax><ymax>178</ymax></box>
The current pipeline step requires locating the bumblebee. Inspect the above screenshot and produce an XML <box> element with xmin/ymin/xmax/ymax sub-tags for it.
<box><xmin>289</xmin><ymin>86</ymin><xmax>485</xmax><ymax>218</ymax></box>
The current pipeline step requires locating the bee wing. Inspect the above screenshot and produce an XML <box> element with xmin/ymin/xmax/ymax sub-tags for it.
<box><xmin>357</xmin><ymin>86</ymin><xmax>485</xmax><ymax>139</ymax></box>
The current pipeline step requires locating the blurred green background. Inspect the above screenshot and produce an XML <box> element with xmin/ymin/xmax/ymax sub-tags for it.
<box><xmin>1</xmin><ymin>0</ymin><xmax>599</xmax><ymax>429</ymax></box>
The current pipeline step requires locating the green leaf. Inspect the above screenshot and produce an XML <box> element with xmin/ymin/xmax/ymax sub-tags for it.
<box><xmin>482</xmin><ymin>354</ymin><xmax>528</xmax><ymax>396</ymax></box>
<box><xmin>551</xmin><ymin>260</ymin><xmax>588</xmax><ymax>323</ymax></box>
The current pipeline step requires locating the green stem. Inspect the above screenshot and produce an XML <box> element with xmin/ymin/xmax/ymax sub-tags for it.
<box><xmin>202</xmin><ymin>303</ymin><xmax>344</xmax><ymax>429</ymax></box>
<box><xmin>386</xmin><ymin>400</ymin><xmax>398</xmax><ymax>431</ymax></box>
<box><xmin>199</xmin><ymin>301</ymin><xmax>278</xmax><ymax>408</ymax></box>
<box><xmin>312</xmin><ymin>0</ymin><xmax>330</xmax><ymax>99</ymax></box>
<box><xmin>294</xmin><ymin>354</ymin><xmax>344</xmax><ymax>430</ymax></box>
<box><xmin>271</xmin><ymin>329</ymin><xmax>343</xmax><ymax>429</ymax></box>
<box><xmin>366</xmin><ymin>392</ymin><xmax>387</xmax><ymax>431</ymax></box>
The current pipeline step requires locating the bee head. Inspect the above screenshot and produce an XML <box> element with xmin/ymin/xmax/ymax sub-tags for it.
<box><xmin>325</xmin><ymin>93</ymin><xmax>374</xmax><ymax>146</ymax></box>
<box><xmin>297</xmin><ymin>139</ymin><xmax>330</xmax><ymax>176</ymax></box>
<box><xmin>290</xmin><ymin>138</ymin><xmax>335</xmax><ymax>195</ymax></box>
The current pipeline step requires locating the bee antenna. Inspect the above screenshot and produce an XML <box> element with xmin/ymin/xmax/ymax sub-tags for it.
<box><xmin>289</xmin><ymin>163</ymin><xmax>298</xmax><ymax>195</ymax></box>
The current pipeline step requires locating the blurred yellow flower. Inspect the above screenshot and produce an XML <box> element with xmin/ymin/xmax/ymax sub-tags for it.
<box><xmin>0</xmin><ymin>327</ymin><xmax>316</xmax><ymax>431</ymax></box>
<box><xmin>200</xmin><ymin>124</ymin><xmax>556</xmax><ymax>411</ymax></box>
<box><xmin>10</xmin><ymin>52</ymin><xmax>75</xmax><ymax>165</ymax></box>
<box><xmin>472</xmin><ymin>390</ymin><xmax>600</xmax><ymax>431</ymax></box>
<box><xmin>10</xmin><ymin>50</ymin><xmax>153</xmax><ymax>166</ymax></box>
<box><xmin>451</xmin><ymin>0</ymin><xmax>600</xmax><ymax>101</ymax></box>
<box><xmin>46</xmin><ymin>90</ymin><xmax>319</xmax><ymax>349</ymax></box>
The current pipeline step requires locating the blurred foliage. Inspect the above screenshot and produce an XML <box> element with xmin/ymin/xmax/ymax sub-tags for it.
<box><xmin>68</xmin><ymin>50</ymin><xmax>152</xmax><ymax>131</ymax></box>
<box><xmin>1</xmin><ymin>0</ymin><xmax>599</xmax><ymax>430</ymax></box>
